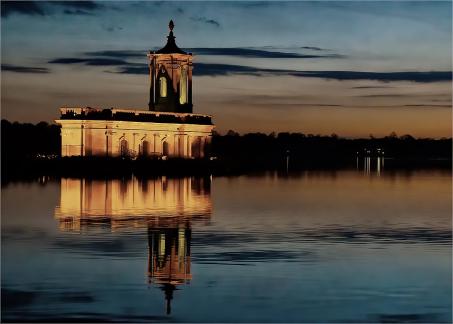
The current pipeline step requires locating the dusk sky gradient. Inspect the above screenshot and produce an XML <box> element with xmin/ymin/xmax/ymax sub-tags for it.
<box><xmin>1</xmin><ymin>1</ymin><xmax>452</xmax><ymax>137</ymax></box>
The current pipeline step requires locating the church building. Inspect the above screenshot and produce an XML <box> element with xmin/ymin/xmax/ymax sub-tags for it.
<box><xmin>56</xmin><ymin>20</ymin><xmax>214</xmax><ymax>159</ymax></box>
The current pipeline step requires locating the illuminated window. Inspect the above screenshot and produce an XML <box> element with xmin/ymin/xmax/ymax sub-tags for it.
<box><xmin>179</xmin><ymin>66</ymin><xmax>188</xmax><ymax>104</ymax></box>
<box><xmin>159</xmin><ymin>76</ymin><xmax>167</xmax><ymax>97</ymax></box>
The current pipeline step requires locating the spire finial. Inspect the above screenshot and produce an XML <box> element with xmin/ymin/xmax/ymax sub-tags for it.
<box><xmin>155</xmin><ymin>19</ymin><xmax>187</xmax><ymax>54</ymax></box>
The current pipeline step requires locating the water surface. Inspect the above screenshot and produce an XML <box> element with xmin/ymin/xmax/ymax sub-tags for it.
<box><xmin>2</xmin><ymin>169</ymin><xmax>451</xmax><ymax>322</ymax></box>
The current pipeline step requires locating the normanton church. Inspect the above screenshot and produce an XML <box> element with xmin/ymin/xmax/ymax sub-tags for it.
<box><xmin>56</xmin><ymin>20</ymin><xmax>214</xmax><ymax>158</ymax></box>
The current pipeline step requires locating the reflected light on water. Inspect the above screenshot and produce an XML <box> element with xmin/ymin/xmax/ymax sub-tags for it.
<box><xmin>55</xmin><ymin>177</ymin><xmax>211</xmax><ymax>231</ymax></box>
<box><xmin>357</xmin><ymin>157</ymin><xmax>384</xmax><ymax>176</ymax></box>
<box><xmin>2</xmin><ymin>170</ymin><xmax>451</xmax><ymax>322</ymax></box>
<box><xmin>54</xmin><ymin>176</ymin><xmax>211</xmax><ymax>314</ymax></box>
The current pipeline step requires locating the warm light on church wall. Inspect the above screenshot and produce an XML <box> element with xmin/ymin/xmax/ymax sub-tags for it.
<box><xmin>148</xmin><ymin>53</ymin><xmax>193</xmax><ymax>113</ymax></box>
<box><xmin>57</xmin><ymin>119</ymin><xmax>212</xmax><ymax>158</ymax></box>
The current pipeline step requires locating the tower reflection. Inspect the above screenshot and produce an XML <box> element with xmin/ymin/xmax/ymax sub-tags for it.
<box><xmin>54</xmin><ymin>176</ymin><xmax>211</xmax><ymax>315</ymax></box>
<box><xmin>148</xmin><ymin>226</ymin><xmax>191</xmax><ymax>315</ymax></box>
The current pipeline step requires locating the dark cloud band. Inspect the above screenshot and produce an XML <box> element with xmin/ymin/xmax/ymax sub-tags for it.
<box><xmin>1</xmin><ymin>1</ymin><xmax>45</xmax><ymax>17</ymax></box>
<box><xmin>189</xmin><ymin>48</ymin><xmax>343</xmax><ymax>58</ymax></box>
<box><xmin>294</xmin><ymin>71</ymin><xmax>452</xmax><ymax>83</ymax></box>
<box><xmin>2</xmin><ymin>64</ymin><xmax>49</xmax><ymax>74</ymax></box>
<box><xmin>48</xmin><ymin>58</ymin><xmax>128</xmax><ymax>66</ymax></box>
<box><xmin>1</xmin><ymin>1</ymin><xmax>101</xmax><ymax>18</ymax></box>
<box><xmin>85</xmin><ymin>48</ymin><xmax>344</xmax><ymax>59</ymax></box>
<box><xmin>196</xmin><ymin>64</ymin><xmax>452</xmax><ymax>83</ymax></box>
<box><xmin>190</xmin><ymin>16</ymin><xmax>221</xmax><ymax>27</ymax></box>
<box><xmin>47</xmin><ymin>54</ymin><xmax>452</xmax><ymax>83</ymax></box>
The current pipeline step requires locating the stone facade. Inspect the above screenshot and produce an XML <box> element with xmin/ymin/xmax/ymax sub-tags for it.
<box><xmin>57</xmin><ymin>108</ymin><xmax>213</xmax><ymax>158</ymax></box>
<box><xmin>148</xmin><ymin>52</ymin><xmax>193</xmax><ymax>113</ymax></box>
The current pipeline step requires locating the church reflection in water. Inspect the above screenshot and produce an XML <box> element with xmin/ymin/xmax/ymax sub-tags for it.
<box><xmin>54</xmin><ymin>176</ymin><xmax>212</xmax><ymax>315</ymax></box>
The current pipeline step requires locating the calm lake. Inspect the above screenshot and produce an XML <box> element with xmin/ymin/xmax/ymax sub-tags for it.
<box><xmin>2</xmin><ymin>168</ymin><xmax>452</xmax><ymax>322</ymax></box>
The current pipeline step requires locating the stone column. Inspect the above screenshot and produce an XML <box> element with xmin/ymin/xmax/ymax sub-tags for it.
<box><xmin>187</xmin><ymin>135</ymin><xmax>191</xmax><ymax>158</ymax></box>
<box><xmin>200</xmin><ymin>137</ymin><xmax>206</xmax><ymax>158</ymax></box>
<box><xmin>105</xmin><ymin>134</ymin><xmax>109</xmax><ymax>157</ymax></box>
<box><xmin>149</xmin><ymin>55</ymin><xmax>155</xmax><ymax>111</ymax></box>
<box><xmin>188</xmin><ymin>58</ymin><xmax>193</xmax><ymax>109</ymax></box>
<box><xmin>80</xmin><ymin>125</ymin><xmax>84</xmax><ymax>156</ymax></box>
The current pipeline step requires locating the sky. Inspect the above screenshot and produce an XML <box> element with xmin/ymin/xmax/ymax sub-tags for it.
<box><xmin>1</xmin><ymin>0</ymin><xmax>452</xmax><ymax>138</ymax></box>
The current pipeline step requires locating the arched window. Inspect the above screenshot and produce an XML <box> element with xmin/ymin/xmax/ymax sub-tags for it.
<box><xmin>120</xmin><ymin>139</ymin><xmax>128</xmax><ymax>157</ymax></box>
<box><xmin>141</xmin><ymin>140</ymin><xmax>149</xmax><ymax>156</ymax></box>
<box><xmin>159</xmin><ymin>76</ymin><xmax>167</xmax><ymax>98</ymax></box>
<box><xmin>191</xmin><ymin>137</ymin><xmax>202</xmax><ymax>158</ymax></box>
<box><xmin>162</xmin><ymin>141</ymin><xmax>169</xmax><ymax>156</ymax></box>
<box><xmin>179</xmin><ymin>66</ymin><xmax>188</xmax><ymax>104</ymax></box>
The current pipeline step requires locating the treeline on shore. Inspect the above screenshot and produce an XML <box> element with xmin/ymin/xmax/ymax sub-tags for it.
<box><xmin>211</xmin><ymin>129</ymin><xmax>451</xmax><ymax>162</ymax></box>
<box><xmin>2</xmin><ymin>119</ymin><xmax>452</xmax><ymax>180</ymax></box>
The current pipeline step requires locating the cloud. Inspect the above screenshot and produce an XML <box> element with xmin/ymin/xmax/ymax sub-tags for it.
<box><xmin>53</xmin><ymin>1</ymin><xmax>100</xmax><ymax>10</ymax></box>
<box><xmin>1</xmin><ymin>1</ymin><xmax>45</xmax><ymax>17</ymax></box>
<box><xmin>84</xmin><ymin>48</ymin><xmax>344</xmax><ymax>59</ymax></box>
<box><xmin>404</xmin><ymin>104</ymin><xmax>451</xmax><ymax>108</ymax></box>
<box><xmin>352</xmin><ymin>86</ymin><xmax>393</xmax><ymax>89</ymax></box>
<box><xmin>296</xmin><ymin>71</ymin><xmax>452</xmax><ymax>83</ymax></box>
<box><xmin>193</xmin><ymin>64</ymin><xmax>452</xmax><ymax>83</ymax></box>
<box><xmin>48</xmin><ymin>57</ymin><xmax>128</xmax><ymax>66</ymax></box>
<box><xmin>300</xmin><ymin>46</ymin><xmax>327</xmax><ymax>51</ymax></box>
<box><xmin>103</xmin><ymin>25</ymin><xmax>124</xmax><ymax>33</ymax></box>
<box><xmin>1</xmin><ymin>1</ymin><xmax>101</xmax><ymax>18</ymax></box>
<box><xmin>1</xmin><ymin>64</ymin><xmax>50</xmax><ymax>73</ymax></box>
<box><xmin>109</xmin><ymin>62</ymin><xmax>260</xmax><ymax>76</ymax></box>
<box><xmin>57</xmin><ymin>1</ymin><xmax>102</xmax><ymax>16</ymax></box>
<box><xmin>194</xmin><ymin>63</ymin><xmax>262</xmax><ymax>76</ymax></box>
<box><xmin>237</xmin><ymin>2</ymin><xmax>274</xmax><ymax>9</ymax></box>
<box><xmin>63</xmin><ymin>9</ymin><xmax>93</xmax><ymax>16</ymax></box>
<box><xmin>189</xmin><ymin>48</ymin><xmax>343</xmax><ymax>58</ymax></box>
<box><xmin>47</xmin><ymin>52</ymin><xmax>452</xmax><ymax>83</ymax></box>
<box><xmin>359</xmin><ymin>94</ymin><xmax>410</xmax><ymax>98</ymax></box>
<box><xmin>84</xmin><ymin>50</ymin><xmax>144</xmax><ymax>58</ymax></box>
<box><xmin>110</xmin><ymin>62</ymin><xmax>452</xmax><ymax>83</ymax></box>
<box><xmin>190</xmin><ymin>16</ymin><xmax>220</xmax><ymax>27</ymax></box>
<box><xmin>110</xmin><ymin>64</ymin><xmax>148</xmax><ymax>75</ymax></box>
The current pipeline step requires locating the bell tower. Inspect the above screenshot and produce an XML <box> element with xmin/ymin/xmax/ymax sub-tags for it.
<box><xmin>148</xmin><ymin>20</ymin><xmax>193</xmax><ymax>113</ymax></box>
